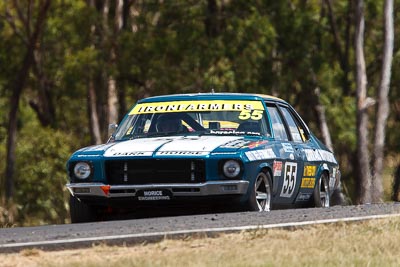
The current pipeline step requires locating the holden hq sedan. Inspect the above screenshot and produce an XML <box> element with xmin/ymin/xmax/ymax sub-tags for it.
<box><xmin>66</xmin><ymin>93</ymin><xmax>341</xmax><ymax>223</ymax></box>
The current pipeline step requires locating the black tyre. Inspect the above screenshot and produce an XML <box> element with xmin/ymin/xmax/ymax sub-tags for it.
<box><xmin>69</xmin><ymin>195</ymin><xmax>98</xmax><ymax>223</ymax></box>
<box><xmin>313</xmin><ymin>172</ymin><xmax>330</xmax><ymax>208</ymax></box>
<box><xmin>245</xmin><ymin>171</ymin><xmax>272</xmax><ymax>211</ymax></box>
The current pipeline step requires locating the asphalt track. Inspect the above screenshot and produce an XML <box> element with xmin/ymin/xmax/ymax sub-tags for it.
<box><xmin>1</xmin><ymin>203</ymin><xmax>400</xmax><ymax>253</ymax></box>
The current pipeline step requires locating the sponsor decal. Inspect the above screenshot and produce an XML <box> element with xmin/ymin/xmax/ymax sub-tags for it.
<box><xmin>211</xmin><ymin>130</ymin><xmax>236</xmax><ymax>135</ymax></box>
<box><xmin>221</xmin><ymin>139</ymin><xmax>251</xmax><ymax>148</ymax></box>
<box><xmin>156</xmin><ymin>151</ymin><xmax>209</xmax><ymax>156</ymax></box>
<box><xmin>137</xmin><ymin>190</ymin><xmax>172</xmax><ymax>201</ymax></box>
<box><xmin>282</xmin><ymin>143</ymin><xmax>294</xmax><ymax>153</ymax></box>
<box><xmin>304</xmin><ymin>149</ymin><xmax>323</xmax><ymax>161</ymax></box>
<box><xmin>221</xmin><ymin>140</ymin><xmax>267</xmax><ymax>149</ymax></box>
<box><xmin>210</xmin><ymin>152</ymin><xmax>238</xmax><ymax>155</ymax></box>
<box><xmin>301</xmin><ymin>165</ymin><xmax>317</xmax><ymax>189</ymax></box>
<box><xmin>273</xmin><ymin>161</ymin><xmax>283</xmax><ymax>177</ymax></box>
<box><xmin>157</xmin><ymin>136</ymin><xmax>241</xmax><ymax>153</ymax></box>
<box><xmin>81</xmin><ymin>143</ymin><xmax>115</xmax><ymax>152</ymax></box>
<box><xmin>301</xmin><ymin>177</ymin><xmax>316</xmax><ymax>188</ymax></box>
<box><xmin>245</xmin><ymin>140</ymin><xmax>268</xmax><ymax>149</ymax></box>
<box><xmin>245</xmin><ymin>148</ymin><xmax>276</xmax><ymax>161</ymax></box>
<box><xmin>111</xmin><ymin>151</ymin><xmax>152</xmax><ymax>156</ymax></box>
<box><xmin>76</xmin><ymin>154</ymin><xmax>102</xmax><ymax>158</ymax></box>
<box><xmin>304</xmin><ymin>149</ymin><xmax>337</xmax><ymax>164</ymax></box>
<box><xmin>297</xmin><ymin>193</ymin><xmax>312</xmax><ymax>201</ymax></box>
<box><xmin>104</xmin><ymin>138</ymin><xmax>169</xmax><ymax>157</ymax></box>
<box><xmin>237</xmin><ymin>109</ymin><xmax>263</xmax><ymax>121</ymax></box>
<box><xmin>130</xmin><ymin>100</ymin><xmax>265</xmax><ymax>114</ymax></box>
<box><xmin>319</xmin><ymin>150</ymin><xmax>338</xmax><ymax>164</ymax></box>
<box><xmin>280</xmin><ymin>162</ymin><xmax>297</xmax><ymax>198</ymax></box>
<box><xmin>210</xmin><ymin>130</ymin><xmax>261</xmax><ymax>136</ymax></box>
<box><xmin>105</xmin><ymin>136</ymin><xmax>243</xmax><ymax>157</ymax></box>
<box><xmin>303</xmin><ymin>165</ymin><xmax>317</xmax><ymax>177</ymax></box>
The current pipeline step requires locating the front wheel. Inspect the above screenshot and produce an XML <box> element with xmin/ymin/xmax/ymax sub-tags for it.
<box><xmin>313</xmin><ymin>172</ymin><xmax>330</xmax><ymax>208</ymax></box>
<box><xmin>245</xmin><ymin>171</ymin><xmax>272</xmax><ymax>211</ymax></box>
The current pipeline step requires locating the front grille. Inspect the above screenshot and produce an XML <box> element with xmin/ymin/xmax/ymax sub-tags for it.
<box><xmin>105</xmin><ymin>159</ymin><xmax>206</xmax><ymax>185</ymax></box>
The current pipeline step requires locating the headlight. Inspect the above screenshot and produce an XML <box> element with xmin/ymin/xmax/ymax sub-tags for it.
<box><xmin>222</xmin><ymin>160</ymin><xmax>241</xmax><ymax>178</ymax></box>
<box><xmin>73</xmin><ymin>162</ymin><xmax>92</xmax><ymax>180</ymax></box>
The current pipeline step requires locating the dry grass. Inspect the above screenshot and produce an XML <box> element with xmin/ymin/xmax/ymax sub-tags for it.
<box><xmin>1</xmin><ymin>217</ymin><xmax>400</xmax><ymax>267</ymax></box>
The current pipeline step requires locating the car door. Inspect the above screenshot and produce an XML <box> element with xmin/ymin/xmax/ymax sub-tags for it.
<box><xmin>278</xmin><ymin>105</ymin><xmax>319</xmax><ymax>203</ymax></box>
<box><xmin>265</xmin><ymin>103</ymin><xmax>303</xmax><ymax>205</ymax></box>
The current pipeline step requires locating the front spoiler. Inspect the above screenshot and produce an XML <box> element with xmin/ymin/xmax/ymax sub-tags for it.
<box><xmin>66</xmin><ymin>180</ymin><xmax>249</xmax><ymax>198</ymax></box>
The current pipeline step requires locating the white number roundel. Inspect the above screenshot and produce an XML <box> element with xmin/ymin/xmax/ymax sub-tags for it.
<box><xmin>280</xmin><ymin>162</ymin><xmax>297</xmax><ymax>198</ymax></box>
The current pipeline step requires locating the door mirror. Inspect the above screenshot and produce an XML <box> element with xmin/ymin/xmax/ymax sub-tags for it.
<box><xmin>108</xmin><ymin>123</ymin><xmax>118</xmax><ymax>137</ymax></box>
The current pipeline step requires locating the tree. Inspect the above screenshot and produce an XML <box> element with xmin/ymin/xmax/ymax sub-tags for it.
<box><xmin>355</xmin><ymin>0</ymin><xmax>371</xmax><ymax>204</ymax></box>
<box><xmin>3</xmin><ymin>0</ymin><xmax>51</xmax><ymax>202</ymax></box>
<box><xmin>105</xmin><ymin>0</ymin><xmax>123</xmax><ymax>126</ymax></box>
<box><xmin>87</xmin><ymin>0</ymin><xmax>102</xmax><ymax>145</ymax></box>
<box><xmin>354</xmin><ymin>0</ymin><xmax>393</xmax><ymax>204</ymax></box>
<box><xmin>372</xmin><ymin>0</ymin><xmax>394</xmax><ymax>202</ymax></box>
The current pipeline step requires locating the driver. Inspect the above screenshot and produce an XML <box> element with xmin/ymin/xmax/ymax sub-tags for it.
<box><xmin>156</xmin><ymin>113</ymin><xmax>185</xmax><ymax>133</ymax></box>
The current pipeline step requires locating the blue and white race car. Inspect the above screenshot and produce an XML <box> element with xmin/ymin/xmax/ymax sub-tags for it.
<box><xmin>66</xmin><ymin>93</ymin><xmax>341</xmax><ymax>223</ymax></box>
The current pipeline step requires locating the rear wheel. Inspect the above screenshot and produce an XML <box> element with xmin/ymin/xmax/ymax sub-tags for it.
<box><xmin>69</xmin><ymin>195</ymin><xmax>98</xmax><ymax>223</ymax></box>
<box><xmin>313</xmin><ymin>172</ymin><xmax>330</xmax><ymax>208</ymax></box>
<box><xmin>245</xmin><ymin>171</ymin><xmax>272</xmax><ymax>211</ymax></box>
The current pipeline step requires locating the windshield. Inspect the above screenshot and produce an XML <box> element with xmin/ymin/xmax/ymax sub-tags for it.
<box><xmin>113</xmin><ymin>100</ymin><xmax>271</xmax><ymax>140</ymax></box>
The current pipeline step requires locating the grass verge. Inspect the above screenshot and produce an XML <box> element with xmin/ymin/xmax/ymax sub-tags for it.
<box><xmin>1</xmin><ymin>217</ymin><xmax>400</xmax><ymax>267</ymax></box>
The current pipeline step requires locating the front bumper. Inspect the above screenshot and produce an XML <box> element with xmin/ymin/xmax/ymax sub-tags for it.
<box><xmin>66</xmin><ymin>180</ymin><xmax>249</xmax><ymax>198</ymax></box>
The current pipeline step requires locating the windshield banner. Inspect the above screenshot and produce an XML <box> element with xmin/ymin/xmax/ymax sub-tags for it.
<box><xmin>130</xmin><ymin>100</ymin><xmax>265</xmax><ymax>115</ymax></box>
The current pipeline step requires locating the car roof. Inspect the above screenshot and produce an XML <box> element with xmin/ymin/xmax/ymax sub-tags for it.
<box><xmin>138</xmin><ymin>93</ymin><xmax>288</xmax><ymax>104</ymax></box>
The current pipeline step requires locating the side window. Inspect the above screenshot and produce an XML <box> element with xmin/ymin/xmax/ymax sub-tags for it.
<box><xmin>266</xmin><ymin>106</ymin><xmax>289</xmax><ymax>141</ymax></box>
<box><xmin>280</xmin><ymin>107</ymin><xmax>307</xmax><ymax>142</ymax></box>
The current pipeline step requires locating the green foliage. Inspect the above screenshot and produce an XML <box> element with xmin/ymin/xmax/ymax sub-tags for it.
<box><xmin>13</xmin><ymin>105</ymin><xmax>73</xmax><ymax>225</ymax></box>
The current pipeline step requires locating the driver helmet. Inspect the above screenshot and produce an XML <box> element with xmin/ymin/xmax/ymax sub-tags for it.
<box><xmin>156</xmin><ymin>113</ymin><xmax>182</xmax><ymax>132</ymax></box>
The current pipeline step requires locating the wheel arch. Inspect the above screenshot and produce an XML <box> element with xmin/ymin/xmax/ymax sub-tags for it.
<box><xmin>318</xmin><ymin>163</ymin><xmax>330</xmax><ymax>190</ymax></box>
<box><xmin>257</xmin><ymin>162</ymin><xmax>275</xmax><ymax>193</ymax></box>
<box><xmin>257</xmin><ymin>163</ymin><xmax>273</xmax><ymax>181</ymax></box>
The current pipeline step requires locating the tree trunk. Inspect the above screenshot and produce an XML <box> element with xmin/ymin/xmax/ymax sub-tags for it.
<box><xmin>88</xmin><ymin>79</ymin><xmax>102</xmax><ymax>144</ymax></box>
<box><xmin>4</xmin><ymin>0</ymin><xmax>51</xmax><ymax>202</ymax></box>
<box><xmin>324</xmin><ymin>0</ymin><xmax>351</xmax><ymax>96</ymax></box>
<box><xmin>5</xmin><ymin>78</ymin><xmax>24</xmax><ymax>201</ymax></box>
<box><xmin>372</xmin><ymin>0</ymin><xmax>393</xmax><ymax>203</ymax></box>
<box><xmin>314</xmin><ymin>87</ymin><xmax>333</xmax><ymax>152</ymax></box>
<box><xmin>29</xmin><ymin>47</ymin><xmax>56</xmax><ymax>127</ymax></box>
<box><xmin>87</xmin><ymin>0</ymin><xmax>102</xmax><ymax>145</ymax></box>
<box><xmin>324</xmin><ymin>0</ymin><xmax>345</xmax><ymax>74</ymax></box>
<box><xmin>392</xmin><ymin>165</ymin><xmax>400</xmax><ymax>201</ymax></box>
<box><xmin>310</xmin><ymin>68</ymin><xmax>333</xmax><ymax>152</ymax></box>
<box><xmin>205</xmin><ymin>0</ymin><xmax>224</xmax><ymax>38</ymax></box>
<box><xmin>355</xmin><ymin>0</ymin><xmax>372</xmax><ymax>204</ymax></box>
<box><xmin>107</xmin><ymin>0</ymin><xmax>123</xmax><ymax>126</ymax></box>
